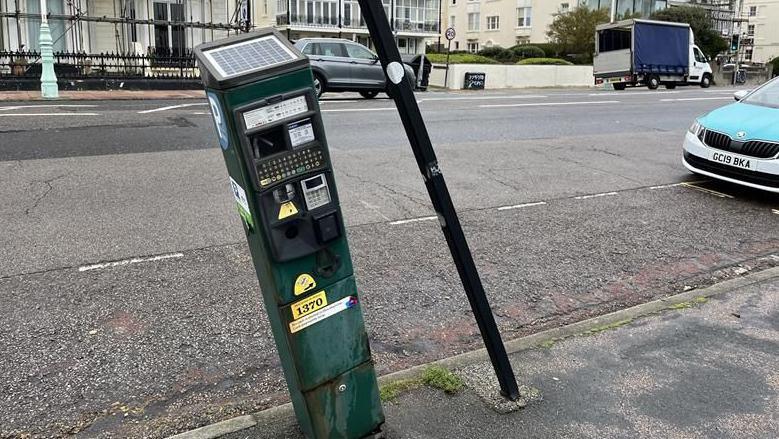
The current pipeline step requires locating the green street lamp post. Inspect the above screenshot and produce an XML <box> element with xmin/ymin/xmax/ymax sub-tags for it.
<box><xmin>38</xmin><ymin>0</ymin><xmax>59</xmax><ymax>98</ymax></box>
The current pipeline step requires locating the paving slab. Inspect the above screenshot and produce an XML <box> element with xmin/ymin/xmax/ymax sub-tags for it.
<box><xmin>215</xmin><ymin>269</ymin><xmax>779</xmax><ymax>439</ymax></box>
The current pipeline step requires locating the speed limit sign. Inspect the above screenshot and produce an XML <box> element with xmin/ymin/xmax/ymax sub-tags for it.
<box><xmin>445</xmin><ymin>27</ymin><xmax>456</xmax><ymax>41</ymax></box>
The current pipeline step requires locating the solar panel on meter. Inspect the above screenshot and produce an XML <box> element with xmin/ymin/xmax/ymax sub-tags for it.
<box><xmin>202</xmin><ymin>35</ymin><xmax>298</xmax><ymax>79</ymax></box>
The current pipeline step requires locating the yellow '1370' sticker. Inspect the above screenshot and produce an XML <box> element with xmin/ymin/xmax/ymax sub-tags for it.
<box><xmin>291</xmin><ymin>291</ymin><xmax>328</xmax><ymax>320</ymax></box>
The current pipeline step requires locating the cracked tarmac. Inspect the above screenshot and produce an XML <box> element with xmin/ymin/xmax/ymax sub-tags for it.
<box><xmin>0</xmin><ymin>89</ymin><xmax>777</xmax><ymax>437</ymax></box>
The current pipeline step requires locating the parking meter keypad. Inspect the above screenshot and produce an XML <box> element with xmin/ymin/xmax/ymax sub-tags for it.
<box><xmin>258</xmin><ymin>147</ymin><xmax>326</xmax><ymax>187</ymax></box>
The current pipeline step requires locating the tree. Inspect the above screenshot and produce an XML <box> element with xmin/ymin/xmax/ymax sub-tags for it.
<box><xmin>651</xmin><ymin>6</ymin><xmax>729</xmax><ymax>59</ymax></box>
<box><xmin>546</xmin><ymin>6</ymin><xmax>610</xmax><ymax>64</ymax></box>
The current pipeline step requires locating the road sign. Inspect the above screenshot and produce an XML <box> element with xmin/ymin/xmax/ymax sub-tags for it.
<box><xmin>445</xmin><ymin>27</ymin><xmax>456</xmax><ymax>41</ymax></box>
<box><xmin>444</xmin><ymin>27</ymin><xmax>457</xmax><ymax>41</ymax></box>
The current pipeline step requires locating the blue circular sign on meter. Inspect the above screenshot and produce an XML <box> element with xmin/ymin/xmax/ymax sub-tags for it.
<box><xmin>207</xmin><ymin>91</ymin><xmax>229</xmax><ymax>150</ymax></box>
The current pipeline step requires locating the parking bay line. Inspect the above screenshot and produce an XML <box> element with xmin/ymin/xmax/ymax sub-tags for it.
<box><xmin>389</xmin><ymin>216</ymin><xmax>438</xmax><ymax>225</ymax></box>
<box><xmin>137</xmin><ymin>103</ymin><xmax>207</xmax><ymax>114</ymax></box>
<box><xmin>659</xmin><ymin>97</ymin><xmax>732</xmax><ymax>102</ymax></box>
<box><xmin>0</xmin><ymin>104</ymin><xmax>97</xmax><ymax>111</ymax></box>
<box><xmin>0</xmin><ymin>112</ymin><xmax>101</xmax><ymax>117</ymax></box>
<box><xmin>321</xmin><ymin>107</ymin><xmax>396</xmax><ymax>113</ymax></box>
<box><xmin>78</xmin><ymin>252</ymin><xmax>184</xmax><ymax>272</ymax></box>
<box><xmin>679</xmin><ymin>182</ymin><xmax>734</xmax><ymax>198</ymax></box>
<box><xmin>574</xmin><ymin>191</ymin><xmax>619</xmax><ymax>200</ymax></box>
<box><xmin>479</xmin><ymin>100</ymin><xmax>620</xmax><ymax>109</ymax></box>
<box><xmin>497</xmin><ymin>201</ymin><xmax>547</xmax><ymax>211</ymax></box>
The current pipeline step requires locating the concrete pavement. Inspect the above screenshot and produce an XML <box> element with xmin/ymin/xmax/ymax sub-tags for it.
<box><xmin>204</xmin><ymin>267</ymin><xmax>779</xmax><ymax>439</ymax></box>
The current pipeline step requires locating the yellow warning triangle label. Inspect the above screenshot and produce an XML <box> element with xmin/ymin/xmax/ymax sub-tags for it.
<box><xmin>294</xmin><ymin>274</ymin><xmax>316</xmax><ymax>296</ymax></box>
<box><xmin>278</xmin><ymin>201</ymin><xmax>299</xmax><ymax>220</ymax></box>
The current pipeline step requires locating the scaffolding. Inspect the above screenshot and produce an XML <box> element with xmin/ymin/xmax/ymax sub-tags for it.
<box><xmin>0</xmin><ymin>0</ymin><xmax>250</xmax><ymax>55</ymax></box>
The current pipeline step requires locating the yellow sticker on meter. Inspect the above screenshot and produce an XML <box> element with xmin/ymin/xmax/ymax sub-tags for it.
<box><xmin>291</xmin><ymin>291</ymin><xmax>328</xmax><ymax>320</ymax></box>
<box><xmin>278</xmin><ymin>201</ymin><xmax>298</xmax><ymax>220</ymax></box>
<box><xmin>294</xmin><ymin>274</ymin><xmax>316</xmax><ymax>296</ymax></box>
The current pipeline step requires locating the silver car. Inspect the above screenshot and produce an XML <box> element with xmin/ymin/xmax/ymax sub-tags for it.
<box><xmin>293</xmin><ymin>38</ymin><xmax>415</xmax><ymax>99</ymax></box>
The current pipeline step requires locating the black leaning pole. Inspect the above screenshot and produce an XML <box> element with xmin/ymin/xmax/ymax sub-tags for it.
<box><xmin>355</xmin><ymin>0</ymin><xmax>520</xmax><ymax>400</ymax></box>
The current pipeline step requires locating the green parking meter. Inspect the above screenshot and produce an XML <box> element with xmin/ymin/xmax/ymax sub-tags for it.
<box><xmin>194</xmin><ymin>29</ymin><xmax>384</xmax><ymax>438</ymax></box>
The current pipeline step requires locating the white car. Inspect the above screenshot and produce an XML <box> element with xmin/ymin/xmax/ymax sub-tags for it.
<box><xmin>682</xmin><ymin>77</ymin><xmax>779</xmax><ymax>193</ymax></box>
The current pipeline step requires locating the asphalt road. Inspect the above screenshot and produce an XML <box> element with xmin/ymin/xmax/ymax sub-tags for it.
<box><xmin>1</xmin><ymin>86</ymin><xmax>778</xmax><ymax>438</ymax></box>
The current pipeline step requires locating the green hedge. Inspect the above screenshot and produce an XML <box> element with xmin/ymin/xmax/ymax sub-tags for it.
<box><xmin>478</xmin><ymin>47</ymin><xmax>516</xmax><ymax>63</ymax></box>
<box><xmin>509</xmin><ymin>45</ymin><xmax>545</xmax><ymax>59</ymax></box>
<box><xmin>426</xmin><ymin>53</ymin><xmax>498</xmax><ymax>64</ymax></box>
<box><xmin>517</xmin><ymin>57</ymin><xmax>574</xmax><ymax>65</ymax></box>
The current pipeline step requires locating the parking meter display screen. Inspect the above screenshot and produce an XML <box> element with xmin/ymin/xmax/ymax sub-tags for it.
<box><xmin>203</xmin><ymin>35</ymin><xmax>298</xmax><ymax>79</ymax></box>
<box><xmin>244</xmin><ymin>96</ymin><xmax>308</xmax><ymax>129</ymax></box>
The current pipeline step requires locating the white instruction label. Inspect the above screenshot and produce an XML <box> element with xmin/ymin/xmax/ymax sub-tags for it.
<box><xmin>288</xmin><ymin>119</ymin><xmax>315</xmax><ymax>147</ymax></box>
<box><xmin>229</xmin><ymin>177</ymin><xmax>253</xmax><ymax>226</ymax></box>
<box><xmin>243</xmin><ymin>96</ymin><xmax>308</xmax><ymax>129</ymax></box>
<box><xmin>289</xmin><ymin>296</ymin><xmax>358</xmax><ymax>334</ymax></box>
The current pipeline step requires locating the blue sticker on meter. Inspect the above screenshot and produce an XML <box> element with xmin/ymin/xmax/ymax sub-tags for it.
<box><xmin>207</xmin><ymin>92</ymin><xmax>229</xmax><ymax>150</ymax></box>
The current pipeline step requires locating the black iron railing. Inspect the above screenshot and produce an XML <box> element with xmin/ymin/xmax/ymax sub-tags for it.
<box><xmin>0</xmin><ymin>48</ymin><xmax>199</xmax><ymax>80</ymax></box>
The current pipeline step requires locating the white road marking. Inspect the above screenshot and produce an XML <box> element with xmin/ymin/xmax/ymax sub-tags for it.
<box><xmin>137</xmin><ymin>103</ymin><xmax>207</xmax><ymax>114</ymax></box>
<box><xmin>659</xmin><ymin>97</ymin><xmax>732</xmax><ymax>102</ymax></box>
<box><xmin>0</xmin><ymin>104</ymin><xmax>97</xmax><ymax>111</ymax></box>
<box><xmin>588</xmin><ymin>91</ymin><xmax>680</xmax><ymax>96</ymax></box>
<box><xmin>574</xmin><ymin>191</ymin><xmax>619</xmax><ymax>200</ymax></box>
<box><xmin>703</xmin><ymin>89</ymin><xmax>743</xmax><ymax>93</ymax></box>
<box><xmin>480</xmin><ymin>100</ymin><xmax>620</xmax><ymax>109</ymax></box>
<box><xmin>359</xmin><ymin>200</ymin><xmax>391</xmax><ymax>221</ymax></box>
<box><xmin>497</xmin><ymin>201</ymin><xmax>547</xmax><ymax>211</ymax></box>
<box><xmin>389</xmin><ymin>216</ymin><xmax>438</xmax><ymax>225</ymax></box>
<box><xmin>319</xmin><ymin>100</ymin><xmax>360</xmax><ymax>104</ymax></box>
<box><xmin>191</xmin><ymin>112</ymin><xmax>211</xmax><ymax>115</ymax></box>
<box><xmin>417</xmin><ymin>94</ymin><xmax>547</xmax><ymax>102</ymax></box>
<box><xmin>649</xmin><ymin>180</ymin><xmax>707</xmax><ymax>190</ymax></box>
<box><xmin>680</xmin><ymin>182</ymin><xmax>734</xmax><ymax>198</ymax></box>
<box><xmin>0</xmin><ymin>112</ymin><xmax>100</xmax><ymax>117</ymax></box>
<box><xmin>78</xmin><ymin>252</ymin><xmax>184</xmax><ymax>272</ymax></box>
<box><xmin>321</xmin><ymin>107</ymin><xmax>395</xmax><ymax>113</ymax></box>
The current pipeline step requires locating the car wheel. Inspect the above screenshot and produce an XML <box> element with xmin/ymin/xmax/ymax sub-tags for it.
<box><xmin>312</xmin><ymin>73</ymin><xmax>325</xmax><ymax>98</ymax></box>
<box><xmin>664</xmin><ymin>82</ymin><xmax>677</xmax><ymax>89</ymax></box>
<box><xmin>613</xmin><ymin>83</ymin><xmax>626</xmax><ymax>91</ymax></box>
<box><xmin>647</xmin><ymin>76</ymin><xmax>660</xmax><ymax>90</ymax></box>
<box><xmin>700</xmin><ymin>74</ymin><xmax>712</xmax><ymax>88</ymax></box>
<box><xmin>359</xmin><ymin>91</ymin><xmax>380</xmax><ymax>99</ymax></box>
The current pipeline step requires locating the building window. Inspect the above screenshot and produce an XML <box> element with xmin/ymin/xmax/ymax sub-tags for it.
<box><xmin>467</xmin><ymin>41</ymin><xmax>479</xmax><ymax>52</ymax></box>
<box><xmin>452</xmin><ymin>0</ymin><xmax>456</xmax><ymax>4</ymax></box>
<box><xmin>747</xmin><ymin>24</ymin><xmax>755</xmax><ymax>36</ymax></box>
<box><xmin>394</xmin><ymin>0</ymin><xmax>440</xmax><ymax>33</ymax></box>
<box><xmin>455</xmin><ymin>41</ymin><xmax>459</xmax><ymax>49</ymax></box>
<box><xmin>745</xmin><ymin>48</ymin><xmax>753</xmax><ymax>61</ymax></box>
<box><xmin>486</xmin><ymin>15</ymin><xmax>499</xmax><ymax>30</ymax></box>
<box><xmin>468</xmin><ymin>12</ymin><xmax>480</xmax><ymax>31</ymax></box>
<box><xmin>450</xmin><ymin>15</ymin><xmax>455</xmax><ymax>28</ymax></box>
<box><xmin>128</xmin><ymin>0</ymin><xmax>137</xmax><ymax>43</ymax></box>
<box><xmin>517</xmin><ymin>7</ymin><xmax>531</xmax><ymax>27</ymax></box>
<box><xmin>560</xmin><ymin>2</ymin><xmax>569</xmax><ymax>13</ymax></box>
<box><xmin>749</xmin><ymin>6</ymin><xmax>757</xmax><ymax>16</ymax></box>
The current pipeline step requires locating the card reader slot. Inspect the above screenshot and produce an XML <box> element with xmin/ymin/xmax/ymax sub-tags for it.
<box><xmin>249</xmin><ymin>125</ymin><xmax>287</xmax><ymax>159</ymax></box>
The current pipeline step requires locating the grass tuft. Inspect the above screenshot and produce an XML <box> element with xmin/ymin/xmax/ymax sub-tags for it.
<box><xmin>584</xmin><ymin>318</ymin><xmax>633</xmax><ymax>335</ymax></box>
<box><xmin>379</xmin><ymin>378</ymin><xmax>421</xmax><ymax>402</ymax></box>
<box><xmin>421</xmin><ymin>365</ymin><xmax>464</xmax><ymax>394</ymax></box>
